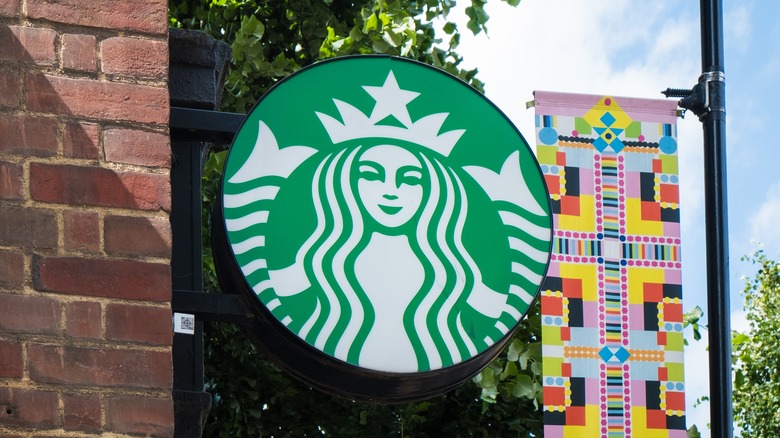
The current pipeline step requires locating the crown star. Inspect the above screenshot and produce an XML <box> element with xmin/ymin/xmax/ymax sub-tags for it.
<box><xmin>362</xmin><ymin>71</ymin><xmax>420</xmax><ymax>126</ymax></box>
<box><xmin>315</xmin><ymin>71</ymin><xmax>465</xmax><ymax>157</ymax></box>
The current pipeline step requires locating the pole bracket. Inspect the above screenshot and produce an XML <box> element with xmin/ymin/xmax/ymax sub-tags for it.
<box><xmin>662</xmin><ymin>70</ymin><xmax>725</xmax><ymax>120</ymax></box>
<box><xmin>172</xmin><ymin>289</ymin><xmax>255</xmax><ymax>325</ymax></box>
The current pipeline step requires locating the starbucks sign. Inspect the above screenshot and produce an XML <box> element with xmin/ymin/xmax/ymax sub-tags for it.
<box><xmin>213</xmin><ymin>56</ymin><xmax>552</xmax><ymax>401</ymax></box>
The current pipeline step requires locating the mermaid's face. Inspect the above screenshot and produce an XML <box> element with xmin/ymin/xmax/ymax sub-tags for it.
<box><xmin>356</xmin><ymin>145</ymin><xmax>425</xmax><ymax>229</ymax></box>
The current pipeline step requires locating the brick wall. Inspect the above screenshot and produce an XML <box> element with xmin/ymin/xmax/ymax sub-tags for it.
<box><xmin>0</xmin><ymin>0</ymin><xmax>173</xmax><ymax>435</ymax></box>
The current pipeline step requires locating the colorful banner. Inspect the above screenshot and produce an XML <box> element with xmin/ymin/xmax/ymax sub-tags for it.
<box><xmin>534</xmin><ymin>91</ymin><xmax>686</xmax><ymax>437</ymax></box>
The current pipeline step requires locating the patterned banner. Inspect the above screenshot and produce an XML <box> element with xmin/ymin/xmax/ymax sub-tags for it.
<box><xmin>534</xmin><ymin>91</ymin><xmax>686</xmax><ymax>438</ymax></box>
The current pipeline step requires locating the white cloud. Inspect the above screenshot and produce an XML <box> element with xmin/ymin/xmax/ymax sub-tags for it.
<box><xmin>730</xmin><ymin>308</ymin><xmax>749</xmax><ymax>333</ymax></box>
<box><xmin>726</xmin><ymin>96</ymin><xmax>769</xmax><ymax>171</ymax></box>
<box><xmin>724</xmin><ymin>2</ymin><xmax>753</xmax><ymax>54</ymax></box>
<box><xmin>748</xmin><ymin>181</ymin><xmax>780</xmax><ymax>254</ymax></box>
<box><xmin>762</xmin><ymin>18</ymin><xmax>780</xmax><ymax>79</ymax></box>
<box><xmin>453</xmin><ymin>0</ymin><xmax>700</xmax><ymax>144</ymax></box>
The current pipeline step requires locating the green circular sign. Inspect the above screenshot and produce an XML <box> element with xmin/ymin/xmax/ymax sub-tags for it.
<box><xmin>214</xmin><ymin>56</ymin><xmax>552</xmax><ymax>400</ymax></box>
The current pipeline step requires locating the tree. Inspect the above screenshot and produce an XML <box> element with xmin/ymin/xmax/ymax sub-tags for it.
<box><xmin>170</xmin><ymin>0</ymin><xmax>544</xmax><ymax>436</ymax></box>
<box><xmin>732</xmin><ymin>251</ymin><xmax>780</xmax><ymax>437</ymax></box>
<box><xmin>169</xmin><ymin>0</ymin><xmax>495</xmax><ymax>113</ymax></box>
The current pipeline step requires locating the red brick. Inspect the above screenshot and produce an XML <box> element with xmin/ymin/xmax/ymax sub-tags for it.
<box><xmin>65</xmin><ymin>301</ymin><xmax>102</xmax><ymax>339</ymax></box>
<box><xmin>0</xmin><ymin>295</ymin><xmax>60</xmax><ymax>334</ymax></box>
<box><xmin>28</xmin><ymin>344</ymin><xmax>172</xmax><ymax>389</ymax></box>
<box><xmin>27</xmin><ymin>0</ymin><xmax>167</xmax><ymax>35</ymax></box>
<box><xmin>0</xmin><ymin>0</ymin><xmax>20</xmax><ymax>17</ymax></box>
<box><xmin>0</xmin><ymin>114</ymin><xmax>58</xmax><ymax>157</ymax></box>
<box><xmin>62</xmin><ymin>33</ymin><xmax>97</xmax><ymax>72</ymax></box>
<box><xmin>0</xmin><ymin>206</ymin><xmax>57</xmax><ymax>249</ymax></box>
<box><xmin>0</xmin><ymin>69</ymin><xmax>20</xmax><ymax>108</ymax></box>
<box><xmin>106</xmin><ymin>303</ymin><xmax>171</xmax><ymax>345</ymax></box>
<box><xmin>25</xmin><ymin>73</ymin><xmax>168</xmax><ymax>125</ymax></box>
<box><xmin>104</xmin><ymin>215</ymin><xmax>171</xmax><ymax>258</ymax></box>
<box><xmin>0</xmin><ymin>340</ymin><xmax>23</xmax><ymax>378</ymax></box>
<box><xmin>0</xmin><ymin>161</ymin><xmax>23</xmax><ymax>200</ymax></box>
<box><xmin>103</xmin><ymin>128</ymin><xmax>170</xmax><ymax>168</ymax></box>
<box><xmin>101</xmin><ymin>37</ymin><xmax>167</xmax><ymax>78</ymax></box>
<box><xmin>0</xmin><ymin>249</ymin><xmax>24</xmax><ymax>289</ymax></box>
<box><xmin>33</xmin><ymin>255</ymin><xmax>171</xmax><ymax>301</ymax></box>
<box><xmin>0</xmin><ymin>387</ymin><xmax>60</xmax><ymax>428</ymax></box>
<box><xmin>63</xmin><ymin>393</ymin><xmax>102</xmax><ymax>433</ymax></box>
<box><xmin>63</xmin><ymin>122</ymin><xmax>99</xmax><ymax>159</ymax></box>
<box><xmin>0</xmin><ymin>25</ymin><xmax>56</xmax><ymax>65</ymax></box>
<box><xmin>106</xmin><ymin>395</ymin><xmax>172</xmax><ymax>436</ymax></box>
<box><xmin>30</xmin><ymin>163</ymin><xmax>171</xmax><ymax>211</ymax></box>
<box><xmin>64</xmin><ymin>210</ymin><xmax>100</xmax><ymax>252</ymax></box>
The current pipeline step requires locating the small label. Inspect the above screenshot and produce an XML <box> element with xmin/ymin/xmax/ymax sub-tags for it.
<box><xmin>173</xmin><ymin>313</ymin><xmax>195</xmax><ymax>335</ymax></box>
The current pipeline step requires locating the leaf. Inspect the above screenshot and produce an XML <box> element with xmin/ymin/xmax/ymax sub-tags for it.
<box><xmin>464</xmin><ymin>1</ymin><xmax>489</xmax><ymax>35</ymax></box>
<box><xmin>511</xmin><ymin>375</ymin><xmax>534</xmax><ymax>399</ymax></box>
<box><xmin>364</xmin><ymin>13</ymin><xmax>379</xmax><ymax>32</ymax></box>
<box><xmin>734</xmin><ymin>369</ymin><xmax>745</xmax><ymax>388</ymax></box>
<box><xmin>683</xmin><ymin>306</ymin><xmax>704</xmax><ymax>327</ymax></box>
<box><xmin>732</xmin><ymin>332</ymin><xmax>749</xmax><ymax>346</ymax></box>
<box><xmin>476</xmin><ymin>367</ymin><xmax>498</xmax><ymax>403</ymax></box>
<box><xmin>687</xmin><ymin>424</ymin><xmax>702</xmax><ymax>438</ymax></box>
<box><xmin>241</xmin><ymin>14</ymin><xmax>265</xmax><ymax>40</ymax></box>
<box><xmin>382</xmin><ymin>29</ymin><xmax>403</xmax><ymax>48</ymax></box>
<box><xmin>464</xmin><ymin>7</ymin><xmax>482</xmax><ymax>34</ymax></box>
<box><xmin>499</xmin><ymin>361</ymin><xmax>518</xmax><ymax>380</ymax></box>
<box><xmin>506</xmin><ymin>339</ymin><xmax>523</xmax><ymax>362</ymax></box>
<box><xmin>371</xmin><ymin>39</ymin><xmax>391</xmax><ymax>53</ymax></box>
<box><xmin>518</xmin><ymin>348</ymin><xmax>531</xmax><ymax>370</ymax></box>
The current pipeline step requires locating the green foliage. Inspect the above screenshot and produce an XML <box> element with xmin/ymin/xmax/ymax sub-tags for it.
<box><xmin>203</xmin><ymin>312</ymin><xmax>543</xmax><ymax>437</ymax></box>
<box><xmin>682</xmin><ymin>305</ymin><xmax>703</xmax><ymax>345</ymax></box>
<box><xmin>175</xmin><ymin>0</ymin><xmax>541</xmax><ymax>434</ymax></box>
<box><xmin>686</xmin><ymin>424</ymin><xmax>702</xmax><ymax>438</ymax></box>
<box><xmin>732</xmin><ymin>251</ymin><xmax>780</xmax><ymax>437</ymax></box>
<box><xmin>474</xmin><ymin>309</ymin><xmax>542</xmax><ymax>409</ymax></box>
<box><xmin>169</xmin><ymin>0</ymin><xmax>501</xmax><ymax>113</ymax></box>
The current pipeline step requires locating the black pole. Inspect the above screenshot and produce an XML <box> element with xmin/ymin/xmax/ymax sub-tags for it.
<box><xmin>169</xmin><ymin>28</ymin><xmax>232</xmax><ymax>438</ymax></box>
<box><xmin>700</xmin><ymin>0</ymin><xmax>732</xmax><ymax>436</ymax></box>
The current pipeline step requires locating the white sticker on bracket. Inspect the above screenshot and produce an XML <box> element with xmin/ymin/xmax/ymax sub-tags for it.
<box><xmin>173</xmin><ymin>312</ymin><xmax>195</xmax><ymax>335</ymax></box>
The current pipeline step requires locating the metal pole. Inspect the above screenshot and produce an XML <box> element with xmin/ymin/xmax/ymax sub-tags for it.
<box><xmin>169</xmin><ymin>28</ymin><xmax>232</xmax><ymax>438</ymax></box>
<box><xmin>699</xmin><ymin>0</ymin><xmax>732</xmax><ymax>436</ymax></box>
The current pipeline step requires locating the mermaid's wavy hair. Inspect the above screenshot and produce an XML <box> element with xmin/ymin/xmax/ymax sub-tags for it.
<box><xmin>297</xmin><ymin>144</ymin><xmax>483</xmax><ymax>371</ymax></box>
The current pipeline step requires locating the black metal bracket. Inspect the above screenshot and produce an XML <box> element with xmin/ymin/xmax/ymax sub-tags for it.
<box><xmin>172</xmin><ymin>290</ymin><xmax>254</xmax><ymax>325</ymax></box>
<box><xmin>169</xmin><ymin>106</ymin><xmax>249</xmax><ymax>327</ymax></box>
<box><xmin>662</xmin><ymin>70</ymin><xmax>726</xmax><ymax>120</ymax></box>
<box><xmin>169</xmin><ymin>106</ymin><xmax>245</xmax><ymax>399</ymax></box>
<box><xmin>170</xmin><ymin>107</ymin><xmax>244</xmax><ymax>144</ymax></box>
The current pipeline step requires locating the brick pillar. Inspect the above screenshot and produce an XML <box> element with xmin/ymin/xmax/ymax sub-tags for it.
<box><xmin>0</xmin><ymin>1</ymin><xmax>173</xmax><ymax>436</ymax></box>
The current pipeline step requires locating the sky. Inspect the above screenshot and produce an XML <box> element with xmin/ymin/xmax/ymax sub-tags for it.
<box><xmin>447</xmin><ymin>0</ymin><xmax>780</xmax><ymax>434</ymax></box>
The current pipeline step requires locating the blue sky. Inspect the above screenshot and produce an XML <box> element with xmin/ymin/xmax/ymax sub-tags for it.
<box><xmin>450</xmin><ymin>0</ymin><xmax>780</xmax><ymax>434</ymax></box>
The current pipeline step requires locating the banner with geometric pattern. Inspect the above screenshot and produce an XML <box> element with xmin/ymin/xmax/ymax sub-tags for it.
<box><xmin>533</xmin><ymin>91</ymin><xmax>686</xmax><ymax>438</ymax></box>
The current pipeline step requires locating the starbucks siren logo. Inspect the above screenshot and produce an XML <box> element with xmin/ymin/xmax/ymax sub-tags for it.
<box><xmin>221</xmin><ymin>58</ymin><xmax>551</xmax><ymax>375</ymax></box>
